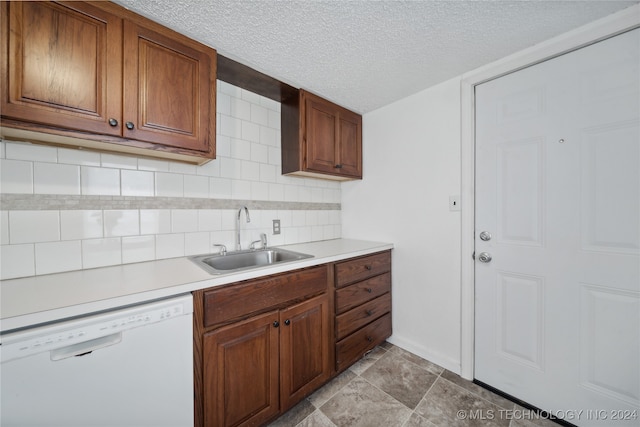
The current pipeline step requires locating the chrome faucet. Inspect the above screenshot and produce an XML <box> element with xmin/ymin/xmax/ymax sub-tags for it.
<box><xmin>236</xmin><ymin>206</ymin><xmax>250</xmax><ymax>251</ymax></box>
<box><xmin>250</xmin><ymin>233</ymin><xmax>268</xmax><ymax>250</ymax></box>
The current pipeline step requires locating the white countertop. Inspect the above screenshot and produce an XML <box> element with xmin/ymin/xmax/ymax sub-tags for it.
<box><xmin>0</xmin><ymin>239</ymin><xmax>392</xmax><ymax>332</ymax></box>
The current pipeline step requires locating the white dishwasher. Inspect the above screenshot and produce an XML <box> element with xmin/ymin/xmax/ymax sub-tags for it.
<box><xmin>1</xmin><ymin>293</ymin><xmax>194</xmax><ymax>427</ymax></box>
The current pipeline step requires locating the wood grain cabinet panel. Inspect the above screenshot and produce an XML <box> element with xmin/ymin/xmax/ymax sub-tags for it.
<box><xmin>1</xmin><ymin>1</ymin><xmax>122</xmax><ymax>135</ymax></box>
<box><xmin>282</xmin><ymin>90</ymin><xmax>362</xmax><ymax>180</ymax></box>
<box><xmin>1</xmin><ymin>0</ymin><xmax>216</xmax><ymax>163</ymax></box>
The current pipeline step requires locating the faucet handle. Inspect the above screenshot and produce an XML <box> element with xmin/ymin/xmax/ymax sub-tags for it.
<box><xmin>213</xmin><ymin>244</ymin><xmax>227</xmax><ymax>255</ymax></box>
<box><xmin>260</xmin><ymin>233</ymin><xmax>267</xmax><ymax>248</ymax></box>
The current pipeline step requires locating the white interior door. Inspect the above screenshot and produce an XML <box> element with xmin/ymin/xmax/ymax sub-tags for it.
<box><xmin>475</xmin><ymin>28</ymin><xmax>640</xmax><ymax>426</ymax></box>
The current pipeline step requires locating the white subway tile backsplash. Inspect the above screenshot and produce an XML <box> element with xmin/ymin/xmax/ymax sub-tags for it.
<box><xmin>1</xmin><ymin>159</ymin><xmax>33</xmax><ymax>194</ymax></box>
<box><xmin>155</xmin><ymin>172</ymin><xmax>183</xmax><ymax>197</ymax></box>
<box><xmin>1</xmin><ymin>244</ymin><xmax>35</xmax><ymax>279</ymax></box>
<box><xmin>57</xmin><ymin>148</ymin><xmax>101</xmax><ymax>166</ymax></box>
<box><xmin>101</xmin><ymin>153</ymin><xmax>137</xmax><ymax>169</ymax></box>
<box><xmin>61</xmin><ymin>210</ymin><xmax>103</xmax><ymax>240</ymax></box>
<box><xmin>36</xmin><ymin>241</ymin><xmax>81</xmax><ymax>275</ymax></box>
<box><xmin>81</xmin><ymin>166</ymin><xmax>120</xmax><ymax>196</ymax></box>
<box><xmin>122</xmin><ymin>235</ymin><xmax>155</xmax><ymax>264</ymax></box>
<box><xmin>250</xmin><ymin>143</ymin><xmax>268</xmax><ymax>164</ymax></box>
<box><xmin>185</xmin><ymin>232</ymin><xmax>210</xmax><ymax>255</ymax></box>
<box><xmin>6</xmin><ymin>142</ymin><xmax>57</xmax><ymax>163</ymax></box>
<box><xmin>168</xmin><ymin>162</ymin><xmax>198</xmax><ymax>175</ymax></box>
<box><xmin>220</xmin><ymin>115</ymin><xmax>242</xmax><ymax>138</ymax></box>
<box><xmin>0</xmin><ymin>211</ymin><xmax>8</xmax><ymax>245</ymax></box>
<box><xmin>241</xmin><ymin>121</ymin><xmax>260</xmax><ymax>143</ymax></box>
<box><xmin>138</xmin><ymin>158</ymin><xmax>170</xmax><ymax>172</ymax></box>
<box><xmin>230</xmin><ymin>97</ymin><xmax>251</xmax><ymax>121</ymax></box>
<box><xmin>155</xmin><ymin>233</ymin><xmax>184</xmax><ymax>259</ymax></box>
<box><xmin>251</xmin><ymin>104</ymin><xmax>269</xmax><ymax>126</ymax></box>
<box><xmin>231</xmin><ymin>138</ymin><xmax>251</xmax><ymax>161</ymax></box>
<box><xmin>198</xmin><ymin>209</ymin><xmax>222</xmax><ymax>232</ymax></box>
<box><xmin>10</xmin><ymin>211</ymin><xmax>60</xmax><ymax>244</ymax></box>
<box><xmin>121</xmin><ymin>170</ymin><xmax>154</xmax><ymax>197</ymax></box>
<box><xmin>34</xmin><ymin>162</ymin><xmax>80</xmax><ymax>195</ymax></box>
<box><xmin>209</xmin><ymin>177</ymin><xmax>232</xmax><ymax>199</ymax></box>
<box><xmin>171</xmin><ymin>209</ymin><xmax>198</xmax><ymax>233</ymax></box>
<box><xmin>140</xmin><ymin>210</ymin><xmax>171</xmax><ymax>235</ymax></box>
<box><xmin>0</xmin><ymin>83</ymin><xmax>342</xmax><ymax>277</ymax></box>
<box><xmin>184</xmin><ymin>175</ymin><xmax>209</xmax><ymax>198</ymax></box>
<box><xmin>104</xmin><ymin>210</ymin><xmax>139</xmax><ymax>237</ymax></box>
<box><xmin>82</xmin><ymin>238</ymin><xmax>121</xmax><ymax>269</ymax></box>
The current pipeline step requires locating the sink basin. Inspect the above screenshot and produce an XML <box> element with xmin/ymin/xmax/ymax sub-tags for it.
<box><xmin>190</xmin><ymin>248</ymin><xmax>313</xmax><ymax>274</ymax></box>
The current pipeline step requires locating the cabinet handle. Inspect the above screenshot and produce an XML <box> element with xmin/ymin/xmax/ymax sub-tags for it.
<box><xmin>125</xmin><ymin>121</ymin><xmax>135</xmax><ymax>130</ymax></box>
<box><xmin>334</xmin><ymin>164</ymin><xmax>343</xmax><ymax>169</ymax></box>
<box><xmin>273</xmin><ymin>321</ymin><xmax>279</xmax><ymax>328</ymax></box>
<box><xmin>366</xmin><ymin>336</ymin><xmax>373</xmax><ymax>342</ymax></box>
<box><xmin>365</xmin><ymin>265</ymin><xmax>372</xmax><ymax>271</ymax></box>
<box><xmin>365</xmin><ymin>309</ymin><xmax>373</xmax><ymax>316</ymax></box>
<box><xmin>108</xmin><ymin>118</ymin><xmax>118</xmax><ymax>127</ymax></box>
<box><xmin>284</xmin><ymin>319</ymin><xmax>291</xmax><ymax>326</ymax></box>
<box><xmin>366</xmin><ymin>288</ymin><xmax>372</xmax><ymax>293</ymax></box>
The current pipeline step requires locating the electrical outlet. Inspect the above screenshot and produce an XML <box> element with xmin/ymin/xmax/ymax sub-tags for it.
<box><xmin>449</xmin><ymin>195</ymin><xmax>461</xmax><ymax>211</ymax></box>
<box><xmin>272</xmin><ymin>219</ymin><xmax>281</xmax><ymax>235</ymax></box>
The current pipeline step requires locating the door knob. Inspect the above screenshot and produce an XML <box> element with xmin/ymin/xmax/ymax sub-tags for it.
<box><xmin>479</xmin><ymin>231</ymin><xmax>492</xmax><ymax>241</ymax></box>
<box><xmin>478</xmin><ymin>252</ymin><xmax>492</xmax><ymax>263</ymax></box>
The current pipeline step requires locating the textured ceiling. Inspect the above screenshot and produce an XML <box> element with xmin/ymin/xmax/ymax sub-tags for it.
<box><xmin>114</xmin><ymin>0</ymin><xmax>638</xmax><ymax>113</ymax></box>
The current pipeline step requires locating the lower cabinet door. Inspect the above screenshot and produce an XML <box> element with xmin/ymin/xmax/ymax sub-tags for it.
<box><xmin>279</xmin><ymin>294</ymin><xmax>331</xmax><ymax>411</ymax></box>
<box><xmin>203</xmin><ymin>310</ymin><xmax>280</xmax><ymax>427</ymax></box>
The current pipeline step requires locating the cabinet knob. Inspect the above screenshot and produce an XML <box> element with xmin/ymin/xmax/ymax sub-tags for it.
<box><xmin>273</xmin><ymin>321</ymin><xmax>279</xmax><ymax>328</ymax></box>
<box><xmin>365</xmin><ymin>309</ymin><xmax>373</xmax><ymax>316</ymax></box>
<box><xmin>108</xmin><ymin>118</ymin><xmax>118</xmax><ymax>127</ymax></box>
<box><xmin>284</xmin><ymin>319</ymin><xmax>291</xmax><ymax>326</ymax></box>
<box><xmin>366</xmin><ymin>336</ymin><xmax>373</xmax><ymax>342</ymax></box>
<box><xmin>334</xmin><ymin>164</ymin><xmax>343</xmax><ymax>169</ymax></box>
<box><xmin>366</xmin><ymin>288</ymin><xmax>372</xmax><ymax>293</ymax></box>
<box><xmin>365</xmin><ymin>265</ymin><xmax>372</xmax><ymax>271</ymax></box>
<box><xmin>125</xmin><ymin>121</ymin><xmax>135</xmax><ymax>130</ymax></box>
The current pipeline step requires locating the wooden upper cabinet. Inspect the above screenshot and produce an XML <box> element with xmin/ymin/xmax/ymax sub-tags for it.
<box><xmin>282</xmin><ymin>90</ymin><xmax>362</xmax><ymax>180</ymax></box>
<box><xmin>1</xmin><ymin>1</ymin><xmax>123</xmax><ymax>135</ymax></box>
<box><xmin>122</xmin><ymin>20</ymin><xmax>212</xmax><ymax>152</ymax></box>
<box><xmin>0</xmin><ymin>1</ymin><xmax>216</xmax><ymax>163</ymax></box>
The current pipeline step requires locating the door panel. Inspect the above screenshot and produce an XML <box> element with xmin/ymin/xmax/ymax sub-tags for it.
<box><xmin>1</xmin><ymin>1</ymin><xmax>122</xmax><ymax>135</ymax></box>
<box><xmin>475</xmin><ymin>28</ymin><xmax>640</xmax><ymax>425</ymax></box>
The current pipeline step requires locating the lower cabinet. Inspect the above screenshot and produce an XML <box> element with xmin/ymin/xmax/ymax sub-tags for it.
<box><xmin>194</xmin><ymin>266</ymin><xmax>331</xmax><ymax>427</ymax></box>
<box><xmin>193</xmin><ymin>251</ymin><xmax>392</xmax><ymax>427</ymax></box>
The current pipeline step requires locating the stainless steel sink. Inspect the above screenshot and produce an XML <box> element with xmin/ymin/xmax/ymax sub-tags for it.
<box><xmin>190</xmin><ymin>248</ymin><xmax>313</xmax><ymax>274</ymax></box>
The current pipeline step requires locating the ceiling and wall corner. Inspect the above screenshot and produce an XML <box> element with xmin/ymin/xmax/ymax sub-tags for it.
<box><xmin>113</xmin><ymin>0</ymin><xmax>636</xmax><ymax>114</ymax></box>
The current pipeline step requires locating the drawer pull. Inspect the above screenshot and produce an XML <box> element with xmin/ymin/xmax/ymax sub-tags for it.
<box><xmin>366</xmin><ymin>336</ymin><xmax>373</xmax><ymax>342</ymax></box>
<box><xmin>273</xmin><ymin>321</ymin><xmax>280</xmax><ymax>328</ymax></box>
<box><xmin>365</xmin><ymin>265</ymin><xmax>372</xmax><ymax>271</ymax></box>
<box><xmin>284</xmin><ymin>319</ymin><xmax>291</xmax><ymax>326</ymax></box>
<box><xmin>365</xmin><ymin>309</ymin><xmax>373</xmax><ymax>316</ymax></box>
<box><xmin>366</xmin><ymin>288</ymin><xmax>372</xmax><ymax>293</ymax></box>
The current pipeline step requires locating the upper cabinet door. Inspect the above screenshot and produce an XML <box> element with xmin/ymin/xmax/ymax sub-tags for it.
<box><xmin>337</xmin><ymin>109</ymin><xmax>362</xmax><ymax>178</ymax></box>
<box><xmin>123</xmin><ymin>21</ymin><xmax>214</xmax><ymax>153</ymax></box>
<box><xmin>305</xmin><ymin>95</ymin><xmax>339</xmax><ymax>174</ymax></box>
<box><xmin>1</xmin><ymin>1</ymin><xmax>122</xmax><ymax>135</ymax></box>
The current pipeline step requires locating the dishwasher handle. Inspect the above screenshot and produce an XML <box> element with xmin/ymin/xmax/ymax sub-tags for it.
<box><xmin>50</xmin><ymin>332</ymin><xmax>122</xmax><ymax>361</ymax></box>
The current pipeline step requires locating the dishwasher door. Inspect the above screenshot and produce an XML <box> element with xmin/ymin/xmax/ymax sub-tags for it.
<box><xmin>1</xmin><ymin>294</ymin><xmax>194</xmax><ymax>427</ymax></box>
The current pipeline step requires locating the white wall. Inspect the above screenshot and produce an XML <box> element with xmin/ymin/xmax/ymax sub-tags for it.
<box><xmin>342</xmin><ymin>77</ymin><xmax>463</xmax><ymax>373</ymax></box>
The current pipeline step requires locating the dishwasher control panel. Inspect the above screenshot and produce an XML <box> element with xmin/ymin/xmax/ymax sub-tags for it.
<box><xmin>1</xmin><ymin>295</ymin><xmax>192</xmax><ymax>363</ymax></box>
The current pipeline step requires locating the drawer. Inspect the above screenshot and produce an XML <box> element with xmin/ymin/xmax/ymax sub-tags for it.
<box><xmin>335</xmin><ymin>251</ymin><xmax>391</xmax><ymax>288</ymax></box>
<box><xmin>336</xmin><ymin>293</ymin><xmax>391</xmax><ymax>340</ymax></box>
<box><xmin>203</xmin><ymin>265</ymin><xmax>327</xmax><ymax>328</ymax></box>
<box><xmin>336</xmin><ymin>313</ymin><xmax>392</xmax><ymax>372</ymax></box>
<box><xmin>335</xmin><ymin>272</ymin><xmax>391</xmax><ymax>314</ymax></box>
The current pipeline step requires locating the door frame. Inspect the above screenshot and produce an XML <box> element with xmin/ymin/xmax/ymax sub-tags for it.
<box><xmin>459</xmin><ymin>4</ymin><xmax>640</xmax><ymax>380</ymax></box>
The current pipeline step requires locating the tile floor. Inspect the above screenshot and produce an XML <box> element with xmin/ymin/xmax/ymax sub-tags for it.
<box><xmin>269</xmin><ymin>342</ymin><xmax>559</xmax><ymax>427</ymax></box>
